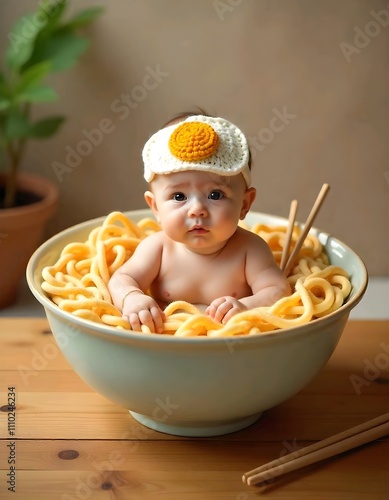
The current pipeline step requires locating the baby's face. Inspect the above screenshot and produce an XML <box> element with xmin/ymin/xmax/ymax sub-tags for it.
<box><xmin>145</xmin><ymin>170</ymin><xmax>256</xmax><ymax>254</ymax></box>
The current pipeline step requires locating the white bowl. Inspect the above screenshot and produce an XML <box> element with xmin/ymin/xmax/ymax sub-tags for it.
<box><xmin>26</xmin><ymin>210</ymin><xmax>368</xmax><ymax>437</ymax></box>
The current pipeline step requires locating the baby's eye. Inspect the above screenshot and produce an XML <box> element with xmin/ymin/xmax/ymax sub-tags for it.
<box><xmin>172</xmin><ymin>192</ymin><xmax>187</xmax><ymax>202</ymax></box>
<box><xmin>208</xmin><ymin>190</ymin><xmax>224</xmax><ymax>200</ymax></box>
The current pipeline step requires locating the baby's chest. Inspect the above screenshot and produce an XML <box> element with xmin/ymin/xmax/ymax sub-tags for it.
<box><xmin>155</xmin><ymin>253</ymin><xmax>248</xmax><ymax>301</ymax></box>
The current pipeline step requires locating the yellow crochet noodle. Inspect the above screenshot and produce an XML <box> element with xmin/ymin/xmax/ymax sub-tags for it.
<box><xmin>41</xmin><ymin>211</ymin><xmax>352</xmax><ymax>337</ymax></box>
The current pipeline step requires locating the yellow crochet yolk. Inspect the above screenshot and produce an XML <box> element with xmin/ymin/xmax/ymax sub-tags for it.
<box><xmin>168</xmin><ymin>122</ymin><xmax>219</xmax><ymax>161</ymax></box>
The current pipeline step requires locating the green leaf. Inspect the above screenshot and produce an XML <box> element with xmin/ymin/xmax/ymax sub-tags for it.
<box><xmin>64</xmin><ymin>7</ymin><xmax>104</xmax><ymax>30</ymax></box>
<box><xmin>3</xmin><ymin>110</ymin><xmax>64</xmax><ymax>140</ymax></box>
<box><xmin>32</xmin><ymin>1</ymin><xmax>68</xmax><ymax>46</ymax></box>
<box><xmin>0</xmin><ymin>98</ymin><xmax>11</xmax><ymax>111</ymax></box>
<box><xmin>30</xmin><ymin>116</ymin><xmax>65</xmax><ymax>138</ymax></box>
<box><xmin>22</xmin><ymin>32</ymin><xmax>89</xmax><ymax>73</ymax></box>
<box><xmin>6</xmin><ymin>13</ymin><xmax>48</xmax><ymax>71</ymax></box>
<box><xmin>39</xmin><ymin>0</ymin><xmax>68</xmax><ymax>26</ymax></box>
<box><xmin>4</xmin><ymin>108</ymin><xmax>32</xmax><ymax>139</ymax></box>
<box><xmin>0</xmin><ymin>73</ymin><xmax>9</xmax><ymax>99</ymax></box>
<box><xmin>16</xmin><ymin>61</ymin><xmax>52</xmax><ymax>93</ymax></box>
<box><xmin>16</xmin><ymin>85</ymin><xmax>58</xmax><ymax>103</ymax></box>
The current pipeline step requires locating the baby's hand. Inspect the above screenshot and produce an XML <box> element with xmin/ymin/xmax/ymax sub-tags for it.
<box><xmin>206</xmin><ymin>296</ymin><xmax>248</xmax><ymax>324</ymax></box>
<box><xmin>122</xmin><ymin>292</ymin><xmax>165</xmax><ymax>333</ymax></box>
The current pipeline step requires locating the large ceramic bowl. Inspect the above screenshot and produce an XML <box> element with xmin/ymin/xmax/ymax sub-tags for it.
<box><xmin>26</xmin><ymin>210</ymin><xmax>368</xmax><ymax>437</ymax></box>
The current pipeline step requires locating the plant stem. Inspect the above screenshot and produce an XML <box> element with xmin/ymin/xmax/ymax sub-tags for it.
<box><xmin>2</xmin><ymin>103</ymin><xmax>30</xmax><ymax>209</ymax></box>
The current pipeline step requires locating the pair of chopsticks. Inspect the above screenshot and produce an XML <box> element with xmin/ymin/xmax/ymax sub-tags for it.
<box><xmin>242</xmin><ymin>413</ymin><xmax>389</xmax><ymax>486</ymax></box>
<box><xmin>280</xmin><ymin>183</ymin><xmax>330</xmax><ymax>277</ymax></box>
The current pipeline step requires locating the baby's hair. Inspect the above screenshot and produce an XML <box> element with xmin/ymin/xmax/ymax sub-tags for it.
<box><xmin>161</xmin><ymin>107</ymin><xmax>211</xmax><ymax>128</ymax></box>
<box><xmin>162</xmin><ymin>108</ymin><xmax>252</xmax><ymax>170</ymax></box>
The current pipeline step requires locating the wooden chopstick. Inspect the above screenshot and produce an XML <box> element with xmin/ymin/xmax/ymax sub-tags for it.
<box><xmin>242</xmin><ymin>413</ymin><xmax>389</xmax><ymax>486</ymax></box>
<box><xmin>280</xmin><ymin>199</ymin><xmax>299</xmax><ymax>272</ymax></box>
<box><xmin>283</xmin><ymin>183</ymin><xmax>330</xmax><ymax>277</ymax></box>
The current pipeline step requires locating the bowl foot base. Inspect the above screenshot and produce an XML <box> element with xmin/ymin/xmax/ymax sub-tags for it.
<box><xmin>129</xmin><ymin>411</ymin><xmax>262</xmax><ymax>437</ymax></box>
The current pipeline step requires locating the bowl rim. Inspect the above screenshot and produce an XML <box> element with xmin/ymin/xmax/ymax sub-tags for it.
<box><xmin>26</xmin><ymin>209</ymin><xmax>369</xmax><ymax>344</ymax></box>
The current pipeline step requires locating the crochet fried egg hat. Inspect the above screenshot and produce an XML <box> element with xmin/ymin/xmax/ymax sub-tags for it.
<box><xmin>142</xmin><ymin>115</ymin><xmax>251</xmax><ymax>187</ymax></box>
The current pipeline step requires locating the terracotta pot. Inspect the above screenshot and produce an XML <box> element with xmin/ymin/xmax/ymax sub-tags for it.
<box><xmin>0</xmin><ymin>173</ymin><xmax>59</xmax><ymax>309</ymax></box>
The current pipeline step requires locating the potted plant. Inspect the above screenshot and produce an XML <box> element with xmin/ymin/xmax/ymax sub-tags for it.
<box><xmin>0</xmin><ymin>0</ymin><xmax>103</xmax><ymax>308</ymax></box>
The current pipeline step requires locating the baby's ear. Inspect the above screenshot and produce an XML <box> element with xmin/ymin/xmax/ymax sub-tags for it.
<box><xmin>240</xmin><ymin>187</ymin><xmax>256</xmax><ymax>219</ymax></box>
<box><xmin>144</xmin><ymin>191</ymin><xmax>160</xmax><ymax>221</ymax></box>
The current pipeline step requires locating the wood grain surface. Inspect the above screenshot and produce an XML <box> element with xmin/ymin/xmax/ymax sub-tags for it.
<box><xmin>0</xmin><ymin>319</ymin><xmax>388</xmax><ymax>499</ymax></box>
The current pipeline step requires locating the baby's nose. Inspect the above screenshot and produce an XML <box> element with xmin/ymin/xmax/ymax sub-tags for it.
<box><xmin>188</xmin><ymin>198</ymin><xmax>208</xmax><ymax>217</ymax></box>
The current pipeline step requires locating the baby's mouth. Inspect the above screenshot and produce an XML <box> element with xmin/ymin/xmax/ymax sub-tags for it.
<box><xmin>189</xmin><ymin>225</ymin><xmax>208</xmax><ymax>234</ymax></box>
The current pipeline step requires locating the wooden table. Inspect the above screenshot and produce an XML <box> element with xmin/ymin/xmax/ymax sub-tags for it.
<box><xmin>0</xmin><ymin>319</ymin><xmax>388</xmax><ymax>499</ymax></box>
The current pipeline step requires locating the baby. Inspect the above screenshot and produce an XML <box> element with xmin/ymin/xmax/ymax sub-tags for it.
<box><xmin>108</xmin><ymin>113</ymin><xmax>291</xmax><ymax>332</ymax></box>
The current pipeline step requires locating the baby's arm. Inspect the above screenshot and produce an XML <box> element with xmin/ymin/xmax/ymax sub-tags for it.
<box><xmin>108</xmin><ymin>232</ymin><xmax>165</xmax><ymax>333</ymax></box>
<box><xmin>241</xmin><ymin>234</ymin><xmax>291</xmax><ymax>309</ymax></box>
<box><xmin>207</xmin><ymin>232</ymin><xmax>291</xmax><ymax>324</ymax></box>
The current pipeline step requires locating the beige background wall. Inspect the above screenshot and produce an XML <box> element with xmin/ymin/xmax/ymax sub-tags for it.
<box><xmin>1</xmin><ymin>0</ymin><xmax>388</xmax><ymax>275</ymax></box>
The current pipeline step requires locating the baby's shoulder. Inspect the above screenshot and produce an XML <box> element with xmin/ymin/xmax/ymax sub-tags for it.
<box><xmin>136</xmin><ymin>230</ymin><xmax>164</xmax><ymax>252</ymax></box>
<box><xmin>235</xmin><ymin>227</ymin><xmax>273</xmax><ymax>259</ymax></box>
<box><xmin>235</xmin><ymin>226</ymin><xmax>267</xmax><ymax>247</ymax></box>
<box><xmin>143</xmin><ymin>230</ymin><xmax>164</xmax><ymax>243</ymax></box>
